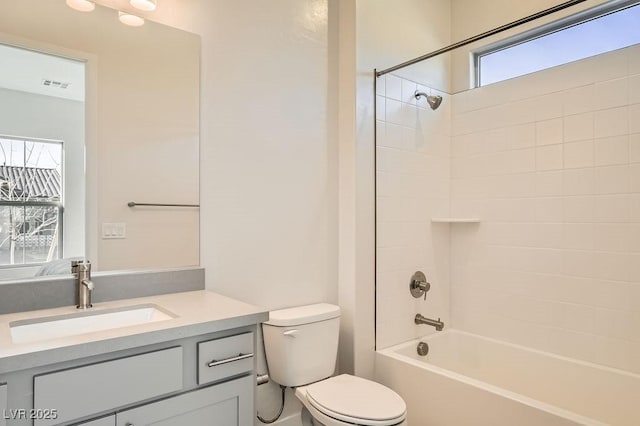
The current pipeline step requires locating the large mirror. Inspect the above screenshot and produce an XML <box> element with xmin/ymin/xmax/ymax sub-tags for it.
<box><xmin>0</xmin><ymin>0</ymin><xmax>200</xmax><ymax>280</ymax></box>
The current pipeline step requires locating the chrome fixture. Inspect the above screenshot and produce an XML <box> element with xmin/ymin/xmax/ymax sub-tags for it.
<box><xmin>410</xmin><ymin>271</ymin><xmax>430</xmax><ymax>300</ymax></box>
<box><xmin>414</xmin><ymin>90</ymin><xmax>443</xmax><ymax>110</ymax></box>
<box><xmin>72</xmin><ymin>260</ymin><xmax>94</xmax><ymax>309</ymax></box>
<box><xmin>257</xmin><ymin>374</ymin><xmax>270</xmax><ymax>386</ymax></box>
<box><xmin>415</xmin><ymin>314</ymin><xmax>444</xmax><ymax>331</ymax></box>
<box><xmin>417</xmin><ymin>342</ymin><xmax>429</xmax><ymax>356</ymax></box>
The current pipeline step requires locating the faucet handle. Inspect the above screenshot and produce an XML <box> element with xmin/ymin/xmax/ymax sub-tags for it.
<box><xmin>410</xmin><ymin>271</ymin><xmax>430</xmax><ymax>300</ymax></box>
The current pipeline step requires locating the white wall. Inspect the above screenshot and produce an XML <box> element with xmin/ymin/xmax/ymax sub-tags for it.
<box><xmin>450</xmin><ymin>44</ymin><xmax>640</xmax><ymax>373</ymax></box>
<box><xmin>0</xmin><ymin>87</ymin><xmax>85</xmax><ymax>259</ymax></box>
<box><xmin>375</xmin><ymin>75</ymin><xmax>451</xmax><ymax>349</ymax></box>
<box><xmin>353</xmin><ymin>0</ymin><xmax>452</xmax><ymax>380</ymax></box>
<box><xmin>133</xmin><ymin>1</ymin><xmax>339</xmax><ymax>424</ymax></box>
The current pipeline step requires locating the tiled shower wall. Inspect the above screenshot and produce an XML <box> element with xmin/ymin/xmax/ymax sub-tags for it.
<box><xmin>376</xmin><ymin>74</ymin><xmax>451</xmax><ymax>349</ymax></box>
<box><xmin>450</xmin><ymin>44</ymin><xmax>640</xmax><ymax>372</ymax></box>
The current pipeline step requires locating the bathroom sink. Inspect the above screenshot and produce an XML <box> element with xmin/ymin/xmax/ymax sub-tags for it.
<box><xmin>9</xmin><ymin>304</ymin><xmax>176</xmax><ymax>344</ymax></box>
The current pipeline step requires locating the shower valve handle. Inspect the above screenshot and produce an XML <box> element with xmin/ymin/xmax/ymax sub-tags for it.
<box><xmin>410</xmin><ymin>271</ymin><xmax>430</xmax><ymax>300</ymax></box>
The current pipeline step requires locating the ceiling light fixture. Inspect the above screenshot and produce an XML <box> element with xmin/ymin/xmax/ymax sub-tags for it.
<box><xmin>129</xmin><ymin>0</ymin><xmax>157</xmax><ymax>12</ymax></box>
<box><xmin>66</xmin><ymin>0</ymin><xmax>95</xmax><ymax>12</ymax></box>
<box><xmin>118</xmin><ymin>11</ymin><xmax>145</xmax><ymax>27</ymax></box>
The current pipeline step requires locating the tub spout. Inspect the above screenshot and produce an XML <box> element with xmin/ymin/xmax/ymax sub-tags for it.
<box><xmin>415</xmin><ymin>314</ymin><xmax>444</xmax><ymax>331</ymax></box>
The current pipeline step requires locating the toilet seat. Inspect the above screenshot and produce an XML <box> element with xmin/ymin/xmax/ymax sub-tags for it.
<box><xmin>300</xmin><ymin>375</ymin><xmax>407</xmax><ymax>426</ymax></box>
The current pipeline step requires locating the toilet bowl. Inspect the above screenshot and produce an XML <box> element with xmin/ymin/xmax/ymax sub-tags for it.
<box><xmin>262</xmin><ymin>304</ymin><xmax>408</xmax><ymax>426</ymax></box>
<box><xmin>296</xmin><ymin>375</ymin><xmax>407</xmax><ymax>426</ymax></box>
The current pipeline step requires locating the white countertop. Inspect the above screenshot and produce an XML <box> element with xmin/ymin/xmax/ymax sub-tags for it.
<box><xmin>0</xmin><ymin>290</ymin><xmax>269</xmax><ymax>374</ymax></box>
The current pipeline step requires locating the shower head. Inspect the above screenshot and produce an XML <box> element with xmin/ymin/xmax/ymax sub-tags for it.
<box><xmin>414</xmin><ymin>90</ymin><xmax>443</xmax><ymax>110</ymax></box>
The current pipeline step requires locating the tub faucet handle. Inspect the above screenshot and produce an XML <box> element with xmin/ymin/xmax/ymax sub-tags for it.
<box><xmin>410</xmin><ymin>271</ymin><xmax>430</xmax><ymax>300</ymax></box>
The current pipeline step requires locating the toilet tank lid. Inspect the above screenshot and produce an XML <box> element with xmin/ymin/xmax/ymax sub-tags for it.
<box><xmin>265</xmin><ymin>303</ymin><xmax>340</xmax><ymax>327</ymax></box>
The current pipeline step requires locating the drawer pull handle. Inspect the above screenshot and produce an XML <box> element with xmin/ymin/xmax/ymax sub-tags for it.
<box><xmin>207</xmin><ymin>352</ymin><xmax>254</xmax><ymax>368</ymax></box>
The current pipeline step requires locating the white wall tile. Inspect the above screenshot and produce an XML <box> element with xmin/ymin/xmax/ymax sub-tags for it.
<box><xmin>594</xmin><ymin>195</ymin><xmax>630</xmax><ymax>223</ymax></box>
<box><xmin>564</xmin><ymin>140</ymin><xmax>594</xmax><ymax>169</ymax></box>
<box><xmin>594</xmin><ymin>135</ymin><xmax>629</xmax><ymax>166</ymax></box>
<box><xmin>563</xmin><ymin>196</ymin><xmax>594</xmax><ymax>223</ymax></box>
<box><xmin>563</xmin><ymin>249</ymin><xmax>595</xmax><ymax>278</ymax></box>
<box><xmin>376</xmin><ymin>75</ymin><xmax>386</xmax><ymax>96</ymax></box>
<box><xmin>563</xmin><ymin>168</ymin><xmax>594</xmax><ymax>195</ymax></box>
<box><xmin>563</xmin><ymin>223</ymin><xmax>594</xmax><ymax>250</ymax></box>
<box><xmin>630</xmin><ymin>44</ymin><xmax>640</xmax><ymax>75</ymax></box>
<box><xmin>564</xmin><ymin>112</ymin><xmax>593</xmax><ymax>142</ymax></box>
<box><xmin>401</xmin><ymin>79</ymin><xmax>418</xmax><ymax>105</ymax></box>
<box><xmin>536</xmin><ymin>145</ymin><xmax>563</xmax><ymax>171</ymax></box>
<box><xmin>595</xmin><ymin>165</ymin><xmax>629</xmax><ymax>194</ymax></box>
<box><xmin>509</xmin><ymin>123</ymin><xmax>536</xmax><ymax>150</ymax></box>
<box><xmin>551</xmin><ymin>302</ymin><xmax>596</xmax><ymax>334</ymax></box>
<box><xmin>536</xmin><ymin>171</ymin><xmax>563</xmax><ymax>197</ymax></box>
<box><xmin>594</xmin><ymin>224</ymin><xmax>632</xmax><ymax>252</ymax></box>
<box><xmin>629</xmin><ymin>163</ymin><xmax>640</xmax><ymax>193</ymax></box>
<box><xmin>536</xmin><ymin>118</ymin><xmax>563</xmax><ymax>146</ymax></box>
<box><xmin>563</xmin><ymin>84</ymin><xmax>594</xmax><ymax>116</ymax></box>
<box><xmin>629</xmin><ymin>74</ymin><xmax>640</xmax><ymax>105</ymax></box>
<box><xmin>376</xmin><ymin>95</ymin><xmax>386</xmax><ymax>120</ymax></box>
<box><xmin>630</xmin><ymin>133</ymin><xmax>640</xmax><ymax>163</ymax></box>
<box><xmin>594</xmin><ymin>106</ymin><xmax>628</xmax><ymax>138</ymax></box>
<box><xmin>445</xmin><ymin>50</ymin><xmax>640</xmax><ymax>371</ymax></box>
<box><xmin>385</xmin><ymin>99</ymin><xmax>403</xmax><ymax>126</ymax></box>
<box><xmin>385</xmin><ymin>75</ymin><xmax>402</xmax><ymax>101</ymax></box>
<box><xmin>535</xmin><ymin>197</ymin><xmax>563</xmax><ymax>223</ymax></box>
<box><xmin>630</xmin><ymin>104</ymin><xmax>640</xmax><ymax>134</ymax></box>
<box><xmin>593</xmin><ymin>77</ymin><xmax>628</xmax><ymax>110</ymax></box>
<box><xmin>534</xmin><ymin>92</ymin><xmax>564</xmax><ymax>121</ymax></box>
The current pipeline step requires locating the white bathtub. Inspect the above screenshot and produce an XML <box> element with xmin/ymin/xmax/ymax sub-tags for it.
<box><xmin>376</xmin><ymin>330</ymin><xmax>640</xmax><ymax>426</ymax></box>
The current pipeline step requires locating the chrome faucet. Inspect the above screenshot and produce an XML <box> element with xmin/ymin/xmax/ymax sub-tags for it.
<box><xmin>415</xmin><ymin>313</ymin><xmax>444</xmax><ymax>331</ymax></box>
<box><xmin>72</xmin><ymin>260</ymin><xmax>94</xmax><ymax>309</ymax></box>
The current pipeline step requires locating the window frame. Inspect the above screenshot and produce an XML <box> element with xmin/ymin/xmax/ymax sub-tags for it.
<box><xmin>0</xmin><ymin>135</ymin><xmax>64</xmax><ymax>268</ymax></box>
<box><xmin>473</xmin><ymin>0</ymin><xmax>640</xmax><ymax>87</ymax></box>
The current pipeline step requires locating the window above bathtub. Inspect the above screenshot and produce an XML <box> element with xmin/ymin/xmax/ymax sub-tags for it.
<box><xmin>474</xmin><ymin>1</ymin><xmax>640</xmax><ymax>87</ymax></box>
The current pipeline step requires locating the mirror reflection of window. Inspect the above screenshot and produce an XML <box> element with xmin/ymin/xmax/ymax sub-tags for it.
<box><xmin>0</xmin><ymin>137</ymin><xmax>63</xmax><ymax>266</ymax></box>
<box><xmin>0</xmin><ymin>43</ymin><xmax>84</xmax><ymax>278</ymax></box>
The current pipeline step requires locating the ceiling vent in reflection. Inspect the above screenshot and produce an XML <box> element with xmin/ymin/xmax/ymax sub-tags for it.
<box><xmin>42</xmin><ymin>79</ymin><xmax>71</xmax><ymax>90</ymax></box>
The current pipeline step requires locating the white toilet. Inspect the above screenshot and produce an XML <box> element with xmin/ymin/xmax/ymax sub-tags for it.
<box><xmin>263</xmin><ymin>303</ymin><xmax>407</xmax><ymax>426</ymax></box>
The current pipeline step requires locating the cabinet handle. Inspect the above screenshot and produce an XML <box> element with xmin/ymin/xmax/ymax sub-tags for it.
<box><xmin>125</xmin><ymin>423</ymin><xmax>134</xmax><ymax>426</ymax></box>
<box><xmin>207</xmin><ymin>352</ymin><xmax>253</xmax><ymax>368</ymax></box>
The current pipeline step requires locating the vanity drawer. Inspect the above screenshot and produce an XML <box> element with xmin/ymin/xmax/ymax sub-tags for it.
<box><xmin>198</xmin><ymin>332</ymin><xmax>254</xmax><ymax>384</ymax></box>
<box><xmin>34</xmin><ymin>347</ymin><xmax>183</xmax><ymax>426</ymax></box>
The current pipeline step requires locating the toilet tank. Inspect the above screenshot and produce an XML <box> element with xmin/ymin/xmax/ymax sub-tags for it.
<box><xmin>262</xmin><ymin>303</ymin><xmax>340</xmax><ymax>387</ymax></box>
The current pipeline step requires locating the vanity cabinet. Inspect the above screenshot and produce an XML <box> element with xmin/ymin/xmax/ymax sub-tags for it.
<box><xmin>116</xmin><ymin>375</ymin><xmax>252</xmax><ymax>426</ymax></box>
<box><xmin>2</xmin><ymin>328</ymin><xmax>256</xmax><ymax>426</ymax></box>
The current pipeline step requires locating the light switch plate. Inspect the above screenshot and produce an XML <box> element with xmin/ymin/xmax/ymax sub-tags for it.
<box><xmin>102</xmin><ymin>223</ymin><xmax>126</xmax><ymax>239</ymax></box>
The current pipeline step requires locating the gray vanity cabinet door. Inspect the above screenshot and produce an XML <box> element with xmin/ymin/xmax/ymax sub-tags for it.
<box><xmin>116</xmin><ymin>375</ymin><xmax>253</xmax><ymax>426</ymax></box>
<box><xmin>0</xmin><ymin>383</ymin><xmax>6</xmax><ymax>426</ymax></box>
<box><xmin>77</xmin><ymin>415</ymin><xmax>115</xmax><ymax>426</ymax></box>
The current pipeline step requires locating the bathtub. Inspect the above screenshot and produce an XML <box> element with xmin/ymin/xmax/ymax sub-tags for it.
<box><xmin>376</xmin><ymin>330</ymin><xmax>640</xmax><ymax>426</ymax></box>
